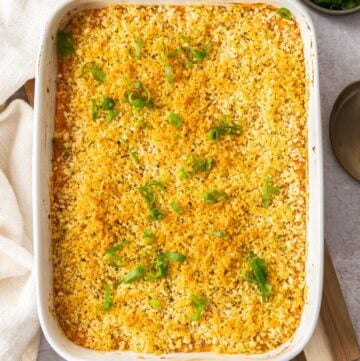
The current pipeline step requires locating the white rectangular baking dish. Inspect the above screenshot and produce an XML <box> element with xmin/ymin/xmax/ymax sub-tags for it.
<box><xmin>33</xmin><ymin>1</ymin><xmax>324</xmax><ymax>360</ymax></box>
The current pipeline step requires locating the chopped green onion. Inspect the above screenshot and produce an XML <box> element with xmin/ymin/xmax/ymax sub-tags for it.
<box><xmin>105</xmin><ymin>240</ymin><xmax>130</xmax><ymax>268</ymax></box>
<box><xmin>181</xmin><ymin>34</ymin><xmax>190</xmax><ymax>42</ymax></box>
<box><xmin>190</xmin><ymin>294</ymin><xmax>208</xmax><ymax>321</ymax></box>
<box><xmin>147</xmin><ymin>254</ymin><xmax>168</xmax><ymax>281</ymax></box>
<box><xmin>178</xmin><ymin>170</ymin><xmax>188</xmax><ymax>180</ymax></box>
<box><xmin>146</xmin><ymin>180</ymin><xmax>167</xmax><ymax>193</ymax></box>
<box><xmin>57</xmin><ymin>30</ymin><xmax>75</xmax><ymax>59</ymax></box>
<box><xmin>134</xmin><ymin>81</ymin><xmax>143</xmax><ymax>89</ymax></box>
<box><xmin>135</xmin><ymin>38</ymin><xmax>143</xmax><ymax>60</ymax></box>
<box><xmin>105</xmin><ymin>109</ymin><xmax>119</xmax><ymax>122</ymax></box>
<box><xmin>102</xmin><ymin>96</ymin><xmax>115</xmax><ymax>110</ymax></box>
<box><xmin>149</xmin><ymin>298</ymin><xmax>161</xmax><ymax>309</ymax></box>
<box><xmin>147</xmin><ymin>251</ymin><xmax>186</xmax><ymax>281</ymax></box>
<box><xmin>170</xmin><ymin>201</ymin><xmax>183</xmax><ymax>215</ymax></box>
<box><xmin>164</xmin><ymin>64</ymin><xmax>174</xmax><ymax>84</ymax></box>
<box><xmin>193</xmin><ymin>158</ymin><xmax>212</xmax><ymax>173</ymax></box>
<box><xmin>92</xmin><ymin>99</ymin><xmax>99</xmax><ymax>121</ymax></box>
<box><xmin>164</xmin><ymin>251</ymin><xmax>186</xmax><ymax>263</ymax></box>
<box><xmin>148</xmin><ymin>209</ymin><xmax>163</xmax><ymax>222</ymax></box>
<box><xmin>167</xmin><ymin>112</ymin><xmax>183</xmax><ymax>128</ymax></box>
<box><xmin>208</xmin><ymin>120</ymin><xmax>242</xmax><ymax>141</ymax></box>
<box><xmin>123</xmin><ymin>81</ymin><xmax>154</xmax><ymax>110</ymax></box>
<box><xmin>130</xmin><ymin>148</ymin><xmax>140</xmax><ymax>164</ymax></box>
<box><xmin>102</xmin><ymin>284</ymin><xmax>114</xmax><ymax>312</ymax></box>
<box><xmin>128</xmin><ymin>92</ymin><xmax>148</xmax><ymax>108</ymax></box>
<box><xmin>121</xmin><ymin>266</ymin><xmax>145</xmax><ymax>284</ymax></box>
<box><xmin>242</xmin><ymin>253</ymin><xmax>272</xmax><ymax>302</ymax></box>
<box><xmin>138</xmin><ymin>181</ymin><xmax>165</xmax><ymax>222</ymax></box>
<box><xmin>212</xmin><ymin>230</ymin><xmax>228</xmax><ymax>239</ymax></box>
<box><xmin>190</xmin><ymin>43</ymin><xmax>211</xmax><ymax>61</ymax></box>
<box><xmin>208</xmin><ymin>128</ymin><xmax>220</xmax><ymax>141</ymax></box>
<box><xmin>143</xmin><ymin>230</ymin><xmax>154</xmax><ymax>239</ymax></box>
<box><xmin>263</xmin><ymin>176</ymin><xmax>280</xmax><ymax>208</ymax></box>
<box><xmin>143</xmin><ymin>230</ymin><xmax>154</xmax><ymax>244</ymax></box>
<box><xmin>105</xmin><ymin>240</ymin><xmax>130</xmax><ymax>254</ymax></box>
<box><xmin>276</xmin><ymin>7</ymin><xmax>292</xmax><ymax>20</ymax></box>
<box><xmin>90</xmin><ymin>63</ymin><xmax>106</xmax><ymax>83</ymax></box>
<box><xmin>105</xmin><ymin>253</ymin><xmax>125</xmax><ymax>268</ymax></box>
<box><xmin>167</xmin><ymin>48</ymin><xmax>183</xmax><ymax>58</ymax></box>
<box><xmin>179</xmin><ymin>156</ymin><xmax>213</xmax><ymax>180</ymax></box>
<box><xmin>80</xmin><ymin>62</ymin><xmax>106</xmax><ymax>83</ymax></box>
<box><xmin>80</xmin><ymin>62</ymin><xmax>92</xmax><ymax>78</ymax></box>
<box><xmin>203</xmin><ymin>190</ymin><xmax>229</xmax><ymax>203</ymax></box>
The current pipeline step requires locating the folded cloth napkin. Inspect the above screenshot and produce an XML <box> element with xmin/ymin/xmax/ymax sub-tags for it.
<box><xmin>0</xmin><ymin>0</ymin><xmax>60</xmax><ymax>104</ymax></box>
<box><xmin>0</xmin><ymin>100</ymin><xmax>40</xmax><ymax>361</ymax></box>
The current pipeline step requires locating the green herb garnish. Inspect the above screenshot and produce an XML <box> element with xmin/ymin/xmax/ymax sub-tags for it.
<box><xmin>178</xmin><ymin>156</ymin><xmax>213</xmax><ymax>180</ymax></box>
<box><xmin>121</xmin><ymin>266</ymin><xmax>145</xmax><ymax>284</ymax></box>
<box><xmin>90</xmin><ymin>64</ymin><xmax>106</xmax><ymax>83</ymax></box>
<box><xmin>105</xmin><ymin>253</ymin><xmax>125</xmax><ymax>268</ymax></box>
<box><xmin>163</xmin><ymin>251</ymin><xmax>186</xmax><ymax>263</ymax></box>
<box><xmin>212</xmin><ymin>230</ymin><xmax>228</xmax><ymax>239</ymax></box>
<box><xmin>167</xmin><ymin>48</ymin><xmax>183</xmax><ymax>58</ymax></box>
<box><xmin>147</xmin><ymin>251</ymin><xmax>186</xmax><ymax>281</ymax></box>
<box><xmin>102</xmin><ymin>284</ymin><xmax>114</xmax><ymax>312</ymax></box>
<box><xmin>164</xmin><ymin>64</ymin><xmax>174</xmax><ymax>84</ymax></box>
<box><xmin>147</xmin><ymin>254</ymin><xmax>168</xmax><ymax>281</ymax></box>
<box><xmin>190</xmin><ymin>294</ymin><xmax>208</xmax><ymax>321</ymax></box>
<box><xmin>190</xmin><ymin>43</ymin><xmax>211</xmax><ymax>61</ymax></box>
<box><xmin>311</xmin><ymin>0</ymin><xmax>360</xmax><ymax>10</ymax></box>
<box><xmin>57</xmin><ymin>30</ymin><xmax>75</xmax><ymax>59</ymax></box>
<box><xmin>186</xmin><ymin>42</ymin><xmax>211</xmax><ymax>67</ymax></box>
<box><xmin>128</xmin><ymin>92</ymin><xmax>149</xmax><ymax>108</ymax></box>
<box><xmin>105</xmin><ymin>240</ymin><xmax>130</xmax><ymax>268</ymax></box>
<box><xmin>170</xmin><ymin>201</ymin><xmax>183</xmax><ymax>215</ymax></box>
<box><xmin>203</xmin><ymin>190</ymin><xmax>229</xmax><ymax>203</ymax></box>
<box><xmin>146</xmin><ymin>180</ymin><xmax>167</xmax><ymax>192</ymax></box>
<box><xmin>149</xmin><ymin>298</ymin><xmax>161</xmax><ymax>309</ymax></box>
<box><xmin>130</xmin><ymin>148</ymin><xmax>140</xmax><ymax>164</ymax></box>
<box><xmin>208</xmin><ymin>118</ymin><xmax>242</xmax><ymax>141</ymax></box>
<box><xmin>81</xmin><ymin>62</ymin><xmax>106</xmax><ymax>83</ymax></box>
<box><xmin>102</xmin><ymin>97</ymin><xmax>115</xmax><ymax>110</ymax></box>
<box><xmin>143</xmin><ymin>230</ymin><xmax>154</xmax><ymax>244</ymax></box>
<box><xmin>135</xmin><ymin>38</ymin><xmax>143</xmax><ymax>59</ymax></box>
<box><xmin>276</xmin><ymin>7</ymin><xmax>293</xmax><ymax>20</ymax></box>
<box><xmin>105</xmin><ymin>240</ymin><xmax>130</xmax><ymax>254</ymax></box>
<box><xmin>242</xmin><ymin>253</ymin><xmax>272</xmax><ymax>302</ymax></box>
<box><xmin>124</xmin><ymin>81</ymin><xmax>154</xmax><ymax>110</ymax></box>
<box><xmin>105</xmin><ymin>109</ymin><xmax>119</xmax><ymax>122</ymax></box>
<box><xmin>263</xmin><ymin>176</ymin><xmax>280</xmax><ymax>208</ymax></box>
<box><xmin>167</xmin><ymin>112</ymin><xmax>183</xmax><ymax>128</ymax></box>
<box><xmin>92</xmin><ymin>99</ymin><xmax>99</xmax><ymax>121</ymax></box>
<box><xmin>143</xmin><ymin>230</ymin><xmax>154</xmax><ymax>239</ymax></box>
<box><xmin>138</xmin><ymin>181</ymin><xmax>166</xmax><ymax>221</ymax></box>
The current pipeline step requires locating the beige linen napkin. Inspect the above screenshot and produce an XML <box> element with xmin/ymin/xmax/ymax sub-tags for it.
<box><xmin>0</xmin><ymin>0</ymin><xmax>60</xmax><ymax>104</ymax></box>
<box><xmin>0</xmin><ymin>100</ymin><xmax>40</xmax><ymax>361</ymax></box>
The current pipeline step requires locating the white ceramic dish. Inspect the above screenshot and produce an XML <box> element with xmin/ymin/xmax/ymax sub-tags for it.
<box><xmin>33</xmin><ymin>1</ymin><xmax>324</xmax><ymax>360</ymax></box>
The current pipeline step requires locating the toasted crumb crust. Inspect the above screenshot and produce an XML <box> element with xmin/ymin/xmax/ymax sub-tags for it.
<box><xmin>52</xmin><ymin>4</ymin><xmax>307</xmax><ymax>355</ymax></box>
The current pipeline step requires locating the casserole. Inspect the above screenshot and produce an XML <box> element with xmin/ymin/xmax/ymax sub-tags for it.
<box><xmin>33</xmin><ymin>1</ymin><xmax>324</xmax><ymax>360</ymax></box>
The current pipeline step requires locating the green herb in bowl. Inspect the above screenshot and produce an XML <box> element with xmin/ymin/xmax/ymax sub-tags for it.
<box><xmin>311</xmin><ymin>0</ymin><xmax>360</xmax><ymax>10</ymax></box>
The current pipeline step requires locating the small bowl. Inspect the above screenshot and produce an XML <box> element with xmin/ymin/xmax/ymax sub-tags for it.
<box><xmin>302</xmin><ymin>0</ymin><xmax>360</xmax><ymax>15</ymax></box>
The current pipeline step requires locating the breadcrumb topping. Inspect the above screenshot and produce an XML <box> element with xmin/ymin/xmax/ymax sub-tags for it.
<box><xmin>52</xmin><ymin>3</ymin><xmax>307</xmax><ymax>355</ymax></box>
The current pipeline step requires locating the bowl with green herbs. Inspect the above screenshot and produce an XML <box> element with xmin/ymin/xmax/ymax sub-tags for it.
<box><xmin>302</xmin><ymin>0</ymin><xmax>360</xmax><ymax>14</ymax></box>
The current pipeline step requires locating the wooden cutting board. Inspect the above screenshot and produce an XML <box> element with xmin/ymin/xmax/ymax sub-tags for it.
<box><xmin>23</xmin><ymin>79</ymin><xmax>360</xmax><ymax>361</ymax></box>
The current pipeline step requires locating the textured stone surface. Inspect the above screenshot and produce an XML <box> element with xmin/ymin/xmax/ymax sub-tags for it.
<box><xmin>37</xmin><ymin>4</ymin><xmax>360</xmax><ymax>360</ymax></box>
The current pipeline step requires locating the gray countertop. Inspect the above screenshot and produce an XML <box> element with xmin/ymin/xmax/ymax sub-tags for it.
<box><xmin>37</xmin><ymin>4</ymin><xmax>360</xmax><ymax>360</ymax></box>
